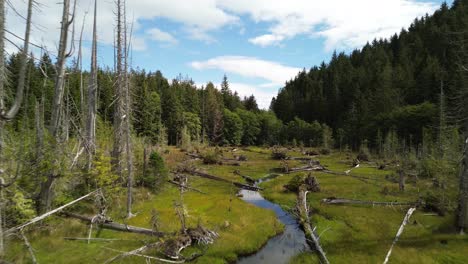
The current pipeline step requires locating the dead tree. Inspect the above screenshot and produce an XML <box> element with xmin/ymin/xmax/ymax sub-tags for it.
<box><xmin>383</xmin><ymin>207</ymin><xmax>416</xmax><ymax>264</ymax></box>
<box><xmin>49</xmin><ymin>0</ymin><xmax>74</xmax><ymax>137</ymax></box>
<box><xmin>297</xmin><ymin>188</ymin><xmax>329</xmax><ymax>264</ymax></box>
<box><xmin>112</xmin><ymin>0</ymin><xmax>125</xmax><ymax>177</ymax></box>
<box><xmin>85</xmin><ymin>0</ymin><xmax>98</xmax><ymax>170</ymax></box>
<box><xmin>0</xmin><ymin>0</ymin><xmax>33</xmax><ymax>255</ymax></box>
<box><xmin>0</xmin><ymin>0</ymin><xmax>32</xmax><ymax>120</ymax></box>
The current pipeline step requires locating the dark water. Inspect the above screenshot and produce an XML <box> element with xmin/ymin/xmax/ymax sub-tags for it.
<box><xmin>237</xmin><ymin>177</ymin><xmax>309</xmax><ymax>264</ymax></box>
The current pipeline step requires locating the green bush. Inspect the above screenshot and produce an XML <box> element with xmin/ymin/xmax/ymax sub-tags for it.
<box><xmin>201</xmin><ymin>150</ymin><xmax>222</xmax><ymax>165</ymax></box>
<box><xmin>284</xmin><ymin>174</ymin><xmax>306</xmax><ymax>192</ymax></box>
<box><xmin>421</xmin><ymin>191</ymin><xmax>448</xmax><ymax>216</ymax></box>
<box><xmin>141</xmin><ymin>151</ymin><xmax>168</xmax><ymax>191</ymax></box>
<box><xmin>271</xmin><ymin>146</ymin><xmax>288</xmax><ymax>160</ymax></box>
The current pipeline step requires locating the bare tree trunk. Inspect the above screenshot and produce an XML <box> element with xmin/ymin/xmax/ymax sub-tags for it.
<box><xmin>398</xmin><ymin>169</ymin><xmax>405</xmax><ymax>192</ymax></box>
<box><xmin>457</xmin><ymin>135</ymin><xmax>468</xmax><ymax>233</ymax></box>
<box><xmin>49</xmin><ymin>0</ymin><xmax>73</xmax><ymax>137</ymax></box>
<box><xmin>123</xmin><ymin>2</ymin><xmax>134</xmax><ymax>218</ymax></box>
<box><xmin>86</xmin><ymin>0</ymin><xmax>98</xmax><ymax>171</ymax></box>
<box><xmin>0</xmin><ymin>0</ymin><xmax>32</xmax><ymax>120</ymax></box>
<box><xmin>112</xmin><ymin>0</ymin><xmax>125</xmax><ymax>179</ymax></box>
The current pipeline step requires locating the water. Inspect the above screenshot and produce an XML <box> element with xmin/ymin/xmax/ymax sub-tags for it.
<box><xmin>237</xmin><ymin>177</ymin><xmax>310</xmax><ymax>264</ymax></box>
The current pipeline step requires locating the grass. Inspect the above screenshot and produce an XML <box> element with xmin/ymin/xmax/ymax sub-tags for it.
<box><xmin>5</xmin><ymin>147</ymin><xmax>468</xmax><ymax>263</ymax></box>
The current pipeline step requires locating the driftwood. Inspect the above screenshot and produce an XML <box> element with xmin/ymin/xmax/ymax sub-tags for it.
<box><xmin>168</xmin><ymin>180</ymin><xmax>207</xmax><ymax>194</ymax></box>
<box><xmin>321</xmin><ymin>198</ymin><xmax>417</xmax><ymax>207</ymax></box>
<box><xmin>184</xmin><ymin>170</ymin><xmax>261</xmax><ymax>191</ymax></box>
<box><xmin>297</xmin><ymin>188</ymin><xmax>330</xmax><ymax>264</ymax></box>
<box><xmin>383</xmin><ymin>207</ymin><xmax>417</xmax><ymax>264</ymax></box>
<box><xmin>62</xmin><ymin>212</ymin><xmax>166</xmax><ymax>237</ymax></box>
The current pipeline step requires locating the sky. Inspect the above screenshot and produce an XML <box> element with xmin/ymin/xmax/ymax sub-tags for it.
<box><xmin>7</xmin><ymin>0</ymin><xmax>452</xmax><ymax>109</ymax></box>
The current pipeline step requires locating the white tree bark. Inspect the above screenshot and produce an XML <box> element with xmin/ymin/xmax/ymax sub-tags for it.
<box><xmin>86</xmin><ymin>0</ymin><xmax>98</xmax><ymax>170</ymax></box>
<box><xmin>49</xmin><ymin>0</ymin><xmax>73</xmax><ymax>137</ymax></box>
<box><xmin>0</xmin><ymin>0</ymin><xmax>33</xmax><ymax>120</ymax></box>
<box><xmin>383</xmin><ymin>207</ymin><xmax>416</xmax><ymax>264</ymax></box>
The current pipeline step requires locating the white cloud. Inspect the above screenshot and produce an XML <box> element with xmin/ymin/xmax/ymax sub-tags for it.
<box><xmin>7</xmin><ymin>0</ymin><xmax>440</xmax><ymax>55</ymax></box>
<box><xmin>219</xmin><ymin>0</ymin><xmax>439</xmax><ymax>49</ymax></box>
<box><xmin>147</xmin><ymin>28</ymin><xmax>178</xmax><ymax>44</ymax></box>
<box><xmin>191</xmin><ymin>56</ymin><xmax>300</xmax><ymax>109</ymax></box>
<box><xmin>190</xmin><ymin>56</ymin><xmax>300</xmax><ymax>86</ymax></box>
<box><xmin>229</xmin><ymin>82</ymin><xmax>277</xmax><ymax>110</ymax></box>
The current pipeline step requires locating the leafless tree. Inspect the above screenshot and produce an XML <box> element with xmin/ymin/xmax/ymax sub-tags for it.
<box><xmin>49</xmin><ymin>0</ymin><xmax>75</xmax><ymax>138</ymax></box>
<box><xmin>85</xmin><ymin>0</ymin><xmax>98</xmax><ymax>170</ymax></box>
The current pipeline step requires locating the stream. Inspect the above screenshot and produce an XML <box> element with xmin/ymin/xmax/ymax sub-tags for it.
<box><xmin>237</xmin><ymin>177</ymin><xmax>310</xmax><ymax>264</ymax></box>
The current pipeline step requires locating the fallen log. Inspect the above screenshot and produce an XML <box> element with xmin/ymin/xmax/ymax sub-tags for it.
<box><xmin>289</xmin><ymin>164</ymin><xmax>324</xmax><ymax>173</ymax></box>
<box><xmin>233</xmin><ymin>170</ymin><xmax>255</xmax><ymax>184</ymax></box>
<box><xmin>184</xmin><ymin>170</ymin><xmax>261</xmax><ymax>191</ymax></box>
<box><xmin>168</xmin><ymin>180</ymin><xmax>207</xmax><ymax>194</ymax></box>
<box><xmin>297</xmin><ymin>188</ymin><xmax>330</xmax><ymax>264</ymax></box>
<box><xmin>383</xmin><ymin>207</ymin><xmax>417</xmax><ymax>264</ymax></box>
<box><xmin>321</xmin><ymin>198</ymin><xmax>417</xmax><ymax>206</ymax></box>
<box><xmin>5</xmin><ymin>189</ymin><xmax>100</xmax><ymax>235</ymax></box>
<box><xmin>62</xmin><ymin>212</ymin><xmax>166</xmax><ymax>237</ymax></box>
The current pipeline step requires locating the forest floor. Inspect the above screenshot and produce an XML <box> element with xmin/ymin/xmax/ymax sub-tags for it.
<box><xmin>5</xmin><ymin>146</ymin><xmax>468</xmax><ymax>263</ymax></box>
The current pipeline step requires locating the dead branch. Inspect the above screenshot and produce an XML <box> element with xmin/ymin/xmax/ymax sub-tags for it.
<box><xmin>297</xmin><ymin>188</ymin><xmax>329</xmax><ymax>264</ymax></box>
<box><xmin>183</xmin><ymin>169</ymin><xmax>261</xmax><ymax>191</ymax></box>
<box><xmin>19</xmin><ymin>229</ymin><xmax>37</xmax><ymax>264</ymax></box>
<box><xmin>62</xmin><ymin>212</ymin><xmax>166</xmax><ymax>237</ymax></box>
<box><xmin>383</xmin><ymin>207</ymin><xmax>417</xmax><ymax>264</ymax></box>
<box><xmin>168</xmin><ymin>180</ymin><xmax>207</xmax><ymax>194</ymax></box>
<box><xmin>321</xmin><ymin>198</ymin><xmax>418</xmax><ymax>207</ymax></box>
<box><xmin>5</xmin><ymin>189</ymin><xmax>99</xmax><ymax>235</ymax></box>
<box><xmin>233</xmin><ymin>170</ymin><xmax>255</xmax><ymax>184</ymax></box>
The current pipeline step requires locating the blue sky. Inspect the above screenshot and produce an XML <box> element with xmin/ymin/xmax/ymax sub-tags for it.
<box><xmin>8</xmin><ymin>0</ymin><xmax>452</xmax><ymax>108</ymax></box>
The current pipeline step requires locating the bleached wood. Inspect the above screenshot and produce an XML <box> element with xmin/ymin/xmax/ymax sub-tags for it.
<box><xmin>383</xmin><ymin>207</ymin><xmax>416</xmax><ymax>264</ymax></box>
<box><xmin>5</xmin><ymin>190</ymin><xmax>99</xmax><ymax>235</ymax></box>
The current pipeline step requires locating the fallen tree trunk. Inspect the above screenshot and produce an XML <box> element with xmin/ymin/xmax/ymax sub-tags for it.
<box><xmin>6</xmin><ymin>189</ymin><xmax>99</xmax><ymax>235</ymax></box>
<box><xmin>321</xmin><ymin>198</ymin><xmax>417</xmax><ymax>206</ymax></box>
<box><xmin>233</xmin><ymin>170</ymin><xmax>255</xmax><ymax>184</ymax></box>
<box><xmin>184</xmin><ymin>170</ymin><xmax>261</xmax><ymax>191</ymax></box>
<box><xmin>62</xmin><ymin>212</ymin><xmax>166</xmax><ymax>237</ymax></box>
<box><xmin>168</xmin><ymin>180</ymin><xmax>207</xmax><ymax>194</ymax></box>
<box><xmin>383</xmin><ymin>207</ymin><xmax>417</xmax><ymax>264</ymax></box>
<box><xmin>297</xmin><ymin>188</ymin><xmax>330</xmax><ymax>264</ymax></box>
<box><xmin>289</xmin><ymin>164</ymin><xmax>324</xmax><ymax>173</ymax></box>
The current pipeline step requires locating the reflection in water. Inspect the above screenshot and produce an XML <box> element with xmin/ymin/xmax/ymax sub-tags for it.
<box><xmin>237</xmin><ymin>181</ymin><xmax>309</xmax><ymax>264</ymax></box>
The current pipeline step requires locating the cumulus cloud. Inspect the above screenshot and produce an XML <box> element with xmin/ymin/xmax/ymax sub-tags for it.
<box><xmin>147</xmin><ymin>28</ymin><xmax>178</xmax><ymax>44</ymax></box>
<box><xmin>190</xmin><ymin>56</ymin><xmax>300</xmax><ymax>86</ymax></box>
<box><xmin>219</xmin><ymin>0</ymin><xmax>439</xmax><ymax>49</ymax></box>
<box><xmin>191</xmin><ymin>56</ymin><xmax>301</xmax><ymax>109</ymax></box>
<box><xmin>229</xmin><ymin>82</ymin><xmax>277</xmax><ymax>110</ymax></box>
<box><xmin>7</xmin><ymin>0</ymin><xmax>440</xmax><ymax>55</ymax></box>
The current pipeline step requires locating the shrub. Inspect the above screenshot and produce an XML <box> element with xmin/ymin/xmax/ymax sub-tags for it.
<box><xmin>421</xmin><ymin>191</ymin><xmax>448</xmax><ymax>216</ymax></box>
<box><xmin>284</xmin><ymin>174</ymin><xmax>305</xmax><ymax>192</ymax></box>
<box><xmin>201</xmin><ymin>150</ymin><xmax>222</xmax><ymax>165</ymax></box>
<box><xmin>141</xmin><ymin>151</ymin><xmax>168</xmax><ymax>191</ymax></box>
<box><xmin>271</xmin><ymin>146</ymin><xmax>288</xmax><ymax>160</ymax></box>
<box><xmin>320</xmin><ymin>148</ymin><xmax>331</xmax><ymax>155</ymax></box>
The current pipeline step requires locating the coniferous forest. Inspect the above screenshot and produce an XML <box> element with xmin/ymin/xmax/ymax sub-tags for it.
<box><xmin>1</xmin><ymin>0</ymin><xmax>468</xmax><ymax>263</ymax></box>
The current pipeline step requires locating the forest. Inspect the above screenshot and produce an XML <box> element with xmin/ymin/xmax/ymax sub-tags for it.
<box><xmin>1</xmin><ymin>0</ymin><xmax>468</xmax><ymax>263</ymax></box>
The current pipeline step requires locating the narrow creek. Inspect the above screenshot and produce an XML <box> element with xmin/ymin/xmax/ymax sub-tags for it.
<box><xmin>237</xmin><ymin>176</ymin><xmax>310</xmax><ymax>264</ymax></box>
